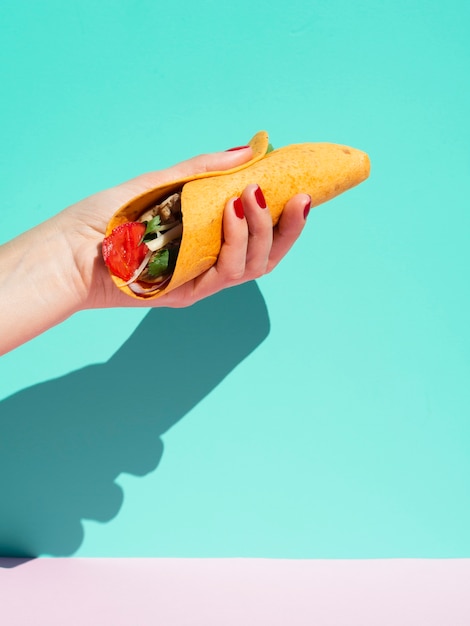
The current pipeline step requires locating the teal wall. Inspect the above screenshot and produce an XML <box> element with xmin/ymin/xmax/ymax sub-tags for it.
<box><xmin>1</xmin><ymin>0</ymin><xmax>469</xmax><ymax>557</ymax></box>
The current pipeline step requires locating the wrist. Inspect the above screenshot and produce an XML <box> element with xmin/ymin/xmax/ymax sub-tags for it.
<box><xmin>0</xmin><ymin>216</ymin><xmax>83</xmax><ymax>354</ymax></box>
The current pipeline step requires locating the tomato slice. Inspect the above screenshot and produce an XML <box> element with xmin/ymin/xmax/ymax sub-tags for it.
<box><xmin>102</xmin><ymin>222</ymin><xmax>148</xmax><ymax>282</ymax></box>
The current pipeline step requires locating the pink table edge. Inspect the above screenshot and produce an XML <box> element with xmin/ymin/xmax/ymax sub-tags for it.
<box><xmin>1</xmin><ymin>558</ymin><xmax>470</xmax><ymax>625</ymax></box>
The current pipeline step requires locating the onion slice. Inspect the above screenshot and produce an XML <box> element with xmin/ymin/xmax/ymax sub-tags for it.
<box><xmin>145</xmin><ymin>223</ymin><xmax>183</xmax><ymax>252</ymax></box>
<box><xmin>128</xmin><ymin>275</ymin><xmax>171</xmax><ymax>295</ymax></box>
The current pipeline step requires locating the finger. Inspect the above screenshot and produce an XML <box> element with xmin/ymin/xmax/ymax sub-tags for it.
<box><xmin>207</xmin><ymin>195</ymin><xmax>249</xmax><ymax>283</ymax></box>
<box><xmin>267</xmin><ymin>193</ymin><xmax>311</xmax><ymax>272</ymax></box>
<box><xmin>182</xmin><ymin>195</ymin><xmax>249</xmax><ymax>303</ymax></box>
<box><xmin>240</xmin><ymin>184</ymin><xmax>273</xmax><ymax>279</ymax></box>
<box><xmin>120</xmin><ymin>146</ymin><xmax>253</xmax><ymax>196</ymax></box>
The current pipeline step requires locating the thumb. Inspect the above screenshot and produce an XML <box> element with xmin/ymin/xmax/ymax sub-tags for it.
<box><xmin>119</xmin><ymin>145</ymin><xmax>254</xmax><ymax>196</ymax></box>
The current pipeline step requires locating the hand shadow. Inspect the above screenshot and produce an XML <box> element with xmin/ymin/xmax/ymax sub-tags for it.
<box><xmin>0</xmin><ymin>282</ymin><xmax>270</xmax><ymax>557</ymax></box>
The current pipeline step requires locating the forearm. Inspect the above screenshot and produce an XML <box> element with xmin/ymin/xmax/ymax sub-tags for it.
<box><xmin>0</xmin><ymin>216</ymin><xmax>83</xmax><ymax>355</ymax></box>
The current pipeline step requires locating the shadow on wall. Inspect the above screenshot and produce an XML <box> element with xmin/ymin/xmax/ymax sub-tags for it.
<box><xmin>0</xmin><ymin>282</ymin><xmax>270</xmax><ymax>557</ymax></box>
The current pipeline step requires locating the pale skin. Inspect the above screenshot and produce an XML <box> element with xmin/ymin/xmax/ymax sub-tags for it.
<box><xmin>0</xmin><ymin>146</ymin><xmax>310</xmax><ymax>356</ymax></box>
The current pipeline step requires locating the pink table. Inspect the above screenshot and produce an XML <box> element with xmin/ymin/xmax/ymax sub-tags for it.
<box><xmin>1</xmin><ymin>558</ymin><xmax>469</xmax><ymax>625</ymax></box>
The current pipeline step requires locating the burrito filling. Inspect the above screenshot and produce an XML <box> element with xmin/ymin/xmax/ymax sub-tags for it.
<box><xmin>102</xmin><ymin>191</ymin><xmax>182</xmax><ymax>295</ymax></box>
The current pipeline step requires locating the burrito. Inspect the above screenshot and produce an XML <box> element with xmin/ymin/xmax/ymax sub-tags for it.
<box><xmin>102</xmin><ymin>131</ymin><xmax>370</xmax><ymax>299</ymax></box>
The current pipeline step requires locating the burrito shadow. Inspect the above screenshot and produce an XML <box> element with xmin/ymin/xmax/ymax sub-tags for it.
<box><xmin>0</xmin><ymin>282</ymin><xmax>270</xmax><ymax>557</ymax></box>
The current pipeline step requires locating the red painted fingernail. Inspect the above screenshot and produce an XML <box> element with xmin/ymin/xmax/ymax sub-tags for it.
<box><xmin>225</xmin><ymin>145</ymin><xmax>250</xmax><ymax>152</ymax></box>
<box><xmin>303</xmin><ymin>196</ymin><xmax>312</xmax><ymax>220</ymax></box>
<box><xmin>254</xmin><ymin>185</ymin><xmax>267</xmax><ymax>209</ymax></box>
<box><xmin>233</xmin><ymin>197</ymin><xmax>244</xmax><ymax>219</ymax></box>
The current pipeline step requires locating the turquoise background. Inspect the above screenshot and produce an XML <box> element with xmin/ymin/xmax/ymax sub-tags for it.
<box><xmin>0</xmin><ymin>0</ymin><xmax>469</xmax><ymax>557</ymax></box>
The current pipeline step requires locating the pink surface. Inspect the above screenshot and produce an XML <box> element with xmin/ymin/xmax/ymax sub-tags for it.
<box><xmin>1</xmin><ymin>558</ymin><xmax>470</xmax><ymax>625</ymax></box>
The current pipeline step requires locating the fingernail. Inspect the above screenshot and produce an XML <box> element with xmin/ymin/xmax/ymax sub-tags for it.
<box><xmin>233</xmin><ymin>197</ymin><xmax>245</xmax><ymax>219</ymax></box>
<box><xmin>225</xmin><ymin>145</ymin><xmax>250</xmax><ymax>152</ymax></box>
<box><xmin>303</xmin><ymin>196</ymin><xmax>312</xmax><ymax>220</ymax></box>
<box><xmin>254</xmin><ymin>185</ymin><xmax>267</xmax><ymax>209</ymax></box>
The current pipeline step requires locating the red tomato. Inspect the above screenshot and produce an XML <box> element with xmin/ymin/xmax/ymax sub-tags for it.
<box><xmin>102</xmin><ymin>222</ymin><xmax>148</xmax><ymax>281</ymax></box>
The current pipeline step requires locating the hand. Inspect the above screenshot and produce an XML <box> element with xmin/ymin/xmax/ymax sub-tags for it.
<box><xmin>0</xmin><ymin>144</ymin><xmax>310</xmax><ymax>354</ymax></box>
<box><xmin>60</xmin><ymin>147</ymin><xmax>310</xmax><ymax>310</ymax></box>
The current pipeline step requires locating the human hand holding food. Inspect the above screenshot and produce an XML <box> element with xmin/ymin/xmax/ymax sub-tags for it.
<box><xmin>0</xmin><ymin>132</ymin><xmax>369</xmax><ymax>355</ymax></box>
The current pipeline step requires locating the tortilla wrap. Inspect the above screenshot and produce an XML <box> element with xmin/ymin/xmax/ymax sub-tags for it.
<box><xmin>104</xmin><ymin>131</ymin><xmax>370</xmax><ymax>299</ymax></box>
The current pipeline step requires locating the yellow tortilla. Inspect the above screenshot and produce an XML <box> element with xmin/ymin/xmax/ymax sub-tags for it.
<box><xmin>105</xmin><ymin>131</ymin><xmax>370</xmax><ymax>299</ymax></box>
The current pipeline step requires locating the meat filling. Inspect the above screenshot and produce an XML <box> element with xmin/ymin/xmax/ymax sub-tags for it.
<box><xmin>134</xmin><ymin>191</ymin><xmax>182</xmax><ymax>286</ymax></box>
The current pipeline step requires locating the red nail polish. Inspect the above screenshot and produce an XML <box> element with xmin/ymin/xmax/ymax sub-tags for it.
<box><xmin>254</xmin><ymin>185</ymin><xmax>267</xmax><ymax>209</ymax></box>
<box><xmin>233</xmin><ymin>197</ymin><xmax>245</xmax><ymax>219</ymax></box>
<box><xmin>303</xmin><ymin>196</ymin><xmax>312</xmax><ymax>220</ymax></box>
<box><xmin>225</xmin><ymin>145</ymin><xmax>250</xmax><ymax>152</ymax></box>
